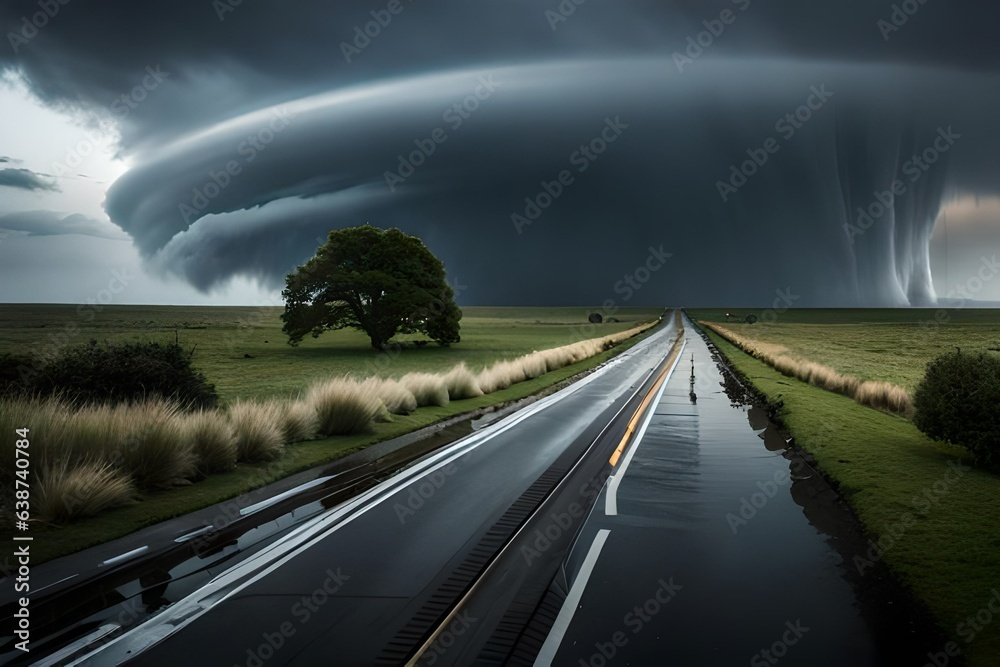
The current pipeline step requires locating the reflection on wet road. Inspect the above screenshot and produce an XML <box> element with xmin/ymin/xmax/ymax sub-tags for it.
<box><xmin>538</xmin><ymin>317</ymin><xmax>902</xmax><ymax>666</ymax></box>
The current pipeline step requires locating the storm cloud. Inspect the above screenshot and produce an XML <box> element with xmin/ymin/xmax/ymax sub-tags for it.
<box><xmin>0</xmin><ymin>167</ymin><xmax>57</xmax><ymax>191</ymax></box>
<box><xmin>2</xmin><ymin>0</ymin><xmax>999</xmax><ymax>306</ymax></box>
<box><xmin>0</xmin><ymin>210</ymin><xmax>126</xmax><ymax>239</ymax></box>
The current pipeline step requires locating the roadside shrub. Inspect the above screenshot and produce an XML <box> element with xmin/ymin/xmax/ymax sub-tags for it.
<box><xmin>0</xmin><ymin>398</ymin><xmax>67</xmax><ymax>468</ymax></box>
<box><xmin>275</xmin><ymin>399</ymin><xmax>319</xmax><ymax>443</ymax></box>
<box><xmin>914</xmin><ymin>350</ymin><xmax>1000</xmax><ymax>465</ymax></box>
<box><xmin>518</xmin><ymin>354</ymin><xmax>548</xmax><ymax>380</ymax></box>
<box><xmin>26</xmin><ymin>341</ymin><xmax>218</xmax><ymax>410</ymax></box>
<box><xmin>229</xmin><ymin>400</ymin><xmax>286</xmax><ymax>461</ymax></box>
<box><xmin>477</xmin><ymin>360</ymin><xmax>524</xmax><ymax>394</ymax></box>
<box><xmin>400</xmin><ymin>372</ymin><xmax>450</xmax><ymax>407</ymax></box>
<box><xmin>855</xmin><ymin>380</ymin><xmax>913</xmax><ymax>416</ymax></box>
<box><xmin>59</xmin><ymin>403</ymin><xmax>126</xmax><ymax>466</ymax></box>
<box><xmin>34</xmin><ymin>460</ymin><xmax>135</xmax><ymax>523</ymax></box>
<box><xmin>360</xmin><ymin>378</ymin><xmax>418</xmax><ymax>415</ymax></box>
<box><xmin>306</xmin><ymin>378</ymin><xmax>381</xmax><ymax>435</ymax></box>
<box><xmin>442</xmin><ymin>363</ymin><xmax>484</xmax><ymax>400</ymax></box>
<box><xmin>184</xmin><ymin>410</ymin><xmax>238</xmax><ymax>474</ymax></box>
<box><xmin>0</xmin><ymin>352</ymin><xmax>37</xmax><ymax>399</ymax></box>
<box><xmin>113</xmin><ymin>400</ymin><xmax>196</xmax><ymax>489</ymax></box>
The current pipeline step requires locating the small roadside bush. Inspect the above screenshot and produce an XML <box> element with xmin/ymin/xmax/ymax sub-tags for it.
<box><xmin>113</xmin><ymin>400</ymin><xmax>197</xmax><ymax>489</ymax></box>
<box><xmin>0</xmin><ymin>352</ymin><xmax>37</xmax><ymax>398</ymax></box>
<box><xmin>274</xmin><ymin>399</ymin><xmax>319</xmax><ymax>443</ymax></box>
<box><xmin>442</xmin><ymin>363</ymin><xmax>484</xmax><ymax>400</ymax></box>
<box><xmin>399</xmin><ymin>372</ymin><xmax>450</xmax><ymax>407</ymax></box>
<box><xmin>183</xmin><ymin>410</ymin><xmax>238</xmax><ymax>474</ymax></box>
<box><xmin>913</xmin><ymin>350</ymin><xmax>1000</xmax><ymax>466</ymax></box>
<box><xmin>34</xmin><ymin>460</ymin><xmax>135</xmax><ymax>523</ymax></box>
<box><xmin>306</xmin><ymin>378</ymin><xmax>381</xmax><ymax>436</ymax></box>
<box><xmin>25</xmin><ymin>341</ymin><xmax>218</xmax><ymax>410</ymax></box>
<box><xmin>229</xmin><ymin>400</ymin><xmax>286</xmax><ymax>462</ymax></box>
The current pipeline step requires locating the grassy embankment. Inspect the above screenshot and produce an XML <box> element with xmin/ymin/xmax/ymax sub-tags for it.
<box><xmin>0</xmin><ymin>306</ymin><xmax>663</xmax><ymax>563</ymax></box>
<box><xmin>0</xmin><ymin>305</ymin><xmax>661</xmax><ymax>402</ymax></box>
<box><xmin>689</xmin><ymin>310</ymin><xmax>1000</xmax><ymax>666</ymax></box>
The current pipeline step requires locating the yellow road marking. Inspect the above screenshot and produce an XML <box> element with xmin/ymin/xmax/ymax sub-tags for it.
<box><xmin>608</xmin><ymin>327</ymin><xmax>684</xmax><ymax>467</ymax></box>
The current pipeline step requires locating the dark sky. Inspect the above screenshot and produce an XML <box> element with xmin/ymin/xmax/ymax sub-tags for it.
<box><xmin>1</xmin><ymin>0</ymin><xmax>999</xmax><ymax>306</ymax></box>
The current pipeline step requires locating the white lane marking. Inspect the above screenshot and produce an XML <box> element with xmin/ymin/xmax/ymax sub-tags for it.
<box><xmin>534</xmin><ymin>529</ymin><xmax>612</xmax><ymax>666</ymax></box>
<box><xmin>605</xmin><ymin>337</ymin><xmax>687</xmax><ymax>517</ymax></box>
<box><xmin>78</xmin><ymin>323</ymin><xmax>678</xmax><ymax>665</ymax></box>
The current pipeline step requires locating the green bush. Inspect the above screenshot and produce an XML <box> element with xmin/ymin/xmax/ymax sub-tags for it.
<box><xmin>10</xmin><ymin>341</ymin><xmax>218</xmax><ymax>410</ymax></box>
<box><xmin>0</xmin><ymin>352</ymin><xmax>38</xmax><ymax>398</ymax></box>
<box><xmin>913</xmin><ymin>350</ymin><xmax>1000</xmax><ymax>466</ymax></box>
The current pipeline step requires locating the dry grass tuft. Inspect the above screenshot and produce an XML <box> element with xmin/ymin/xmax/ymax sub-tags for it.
<box><xmin>706</xmin><ymin>323</ymin><xmax>913</xmax><ymax>416</ymax></box>
<box><xmin>275</xmin><ymin>399</ymin><xmax>320</xmax><ymax>443</ymax></box>
<box><xmin>228</xmin><ymin>399</ymin><xmax>286</xmax><ymax>462</ymax></box>
<box><xmin>34</xmin><ymin>460</ymin><xmax>134</xmax><ymax>524</ymax></box>
<box><xmin>855</xmin><ymin>380</ymin><xmax>914</xmax><ymax>416</ymax></box>
<box><xmin>442</xmin><ymin>363</ymin><xmax>484</xmax><ymax>400</ymax></box>
<box><xmin>360</xmin><ymin>377</ymin><xmax>418</xmax><ymax>415</ymax></box>
<box><xmin>306</xmin><ymin>378</ymin><xmax>382</xmax><ymax>435</ymax></box>
<box><xmin>113</xmin><ymin>399</ymin><xmax>196</xmax><ymax>489</ymax></box>
<box><xmin>400</xmin><ymin>372</ymin><xmax>450</xmax><ymax>407</ymax></box>
<box><xmin>183</xmin><ymin>410</ymin><xmax>238</xmax><ymax>474</ymax></box>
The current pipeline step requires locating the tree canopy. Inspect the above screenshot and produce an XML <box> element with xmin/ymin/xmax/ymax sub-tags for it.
<box><xmin>281</xmin><ymin>225</ymin><xmax>461</xmax><ymax>349</ymax></box>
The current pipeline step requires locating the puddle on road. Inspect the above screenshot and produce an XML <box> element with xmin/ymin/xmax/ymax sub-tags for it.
<box><xmin>556</xmin><ymin>328</ymin><xmax>957</xmax><ymax>667</ymax></box>
<box><xmin>702</xmin><ymin>330</ymin><xmax>957</xmax><ymax>667</ymax></box>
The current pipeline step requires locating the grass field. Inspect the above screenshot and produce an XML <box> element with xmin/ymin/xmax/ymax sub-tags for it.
<box><xmin>0</xmin><ymin>305</ymin><xmax>663</xmax><ymax>562</ymax></box>
<box><xmin>0</xmin><ymin>305</ymin><xmax>662</xmax><ymax>402</ymax></box>
<box><xmin>688</xmin><ymin>308</ymin><xmax>1000</xmax><ymax>393</ymax></box>
<box><xmin>694</xmin><ymin>313</ymin><xmax>1000</xmax><ymax>666</ymax></box>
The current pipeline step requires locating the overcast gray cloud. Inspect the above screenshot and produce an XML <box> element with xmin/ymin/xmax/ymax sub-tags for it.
<box><xmin>0</xmin><ymin>166</ymin><xmax>58</xmax><ymax>191</ymax></box>
<box><xmin>1</xmin><ymin>0</ymin><xmax>999</xmax><ymax>306</ymax></box>
<box><xmin>0</xmin><ymin>210</ymin><xmax>126</xmax><ymax>239</ymax></box>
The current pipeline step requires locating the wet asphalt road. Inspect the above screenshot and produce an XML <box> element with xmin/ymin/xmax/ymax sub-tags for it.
<box><xmin>536</xmin><ymin>318</ymin><xmax>884</xmax><ymax>666</ymax></box>
<box><xmin>63</xmin><ymin>313</ymin><xmax>940</xmax><ymax>667</ymax></box>
<box><xmin>74</xmin><ymin>319</ymin><xmax>679</xmax><ymax>666</ymax></box>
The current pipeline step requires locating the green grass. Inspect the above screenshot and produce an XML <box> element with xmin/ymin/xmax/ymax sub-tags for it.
<box><xmin>688</xmin><ymin>308</ymin><xmax>1000</xmax><ymax>393</ymax></box>
<box><xmin>0</xmin><ymin>305</ymin><xmax>661</xmax><ymax>402</ymax></box>
<box><xmin>10</xmin><ymin>317</ymin><xmax>660</xmax><ymax>564</ymax></box>
<box><xmin>702</xmin><ymin>327</ymin><xmax>1000</xmax><ymax>666</ymax></box>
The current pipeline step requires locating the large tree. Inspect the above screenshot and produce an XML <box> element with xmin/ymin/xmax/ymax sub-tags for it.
<box><xmin>281</xmin><ymin>225</ymin><xmax>461</xmax><ymax>349</ymax></box>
